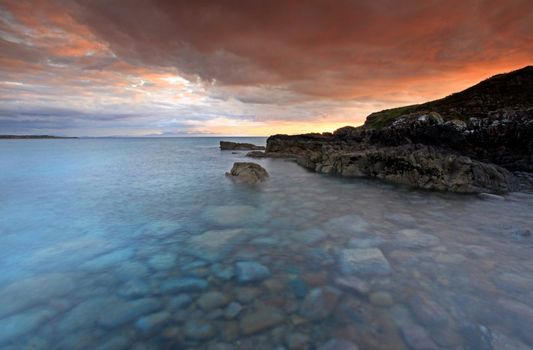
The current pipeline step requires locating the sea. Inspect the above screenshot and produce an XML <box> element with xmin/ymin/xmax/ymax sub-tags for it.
<box><xmin>0</xmin><ymin>137</ymin><xmax>532</xmax><ymax>349</ymax></box>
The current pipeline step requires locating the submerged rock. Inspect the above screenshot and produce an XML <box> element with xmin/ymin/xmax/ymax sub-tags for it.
<box><xmin>159</xmin><ymin>277</ymin><xmax>208</xmax><ymax>293</ymax></box>
<box><xmin>235</xmin><ymin>261</ymin><xmax>271</xmax><ymax>283</ymax></box>
<box><xmin>0</xmin><ymin>308</ymin><xmax>55</xmax><ymax>345</ymax></box>
<box><xmin>318</xmin><ymin>338</ymin><xmax>359</xmax><ymax>350</ymax></box>
<box><xmin>98</xmin><ymin>298</ymin><xmax>162</xmax><ymax>329</ymax></box>
<box><xmin>220</xmin><ymin>141</ymin><xmax>265</xmax><ymax>151</ymax></box>
<box><xmin>0</xmin><ymin>273</ymin><xmax>75</xmax><ymax>318</ymax></box>
<box><xmin>299</xmin><ymin>287</ymin><xmax>341</xmax><ymax>320</ymax></box>
<box><xmin>240</xmin><ymin>306</ymin><xmax>284</xmax><ymax>335</ymax></box>
<box><xmin>197</xmin><ymin>291</ymin><xmax>230</xmax><ymax>311</ymax></box>
<box><xmin>338</xmin><ymin>248</ymin><xmax>392</xmax><ymax>275</ymax></box>
<box><xmin>226</xmin><ymin>162</ymin><xmax>269</xmax><ymax>184</ymax></box>
<box><xmin>184</xmin><ymin>319</ymin><xmax>216</xmax><ymax>340</ymax></box>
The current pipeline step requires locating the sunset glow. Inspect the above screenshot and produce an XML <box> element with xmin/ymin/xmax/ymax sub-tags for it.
<box><xmin>1</xmin><ymin>0</ymin><xmax>532</xmax><ymax>136</ymax></box>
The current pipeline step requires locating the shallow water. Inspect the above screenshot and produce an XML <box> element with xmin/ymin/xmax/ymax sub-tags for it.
<box><xmin>0</xmin><ymin>137</ymin><xmax>532</xmax><ymax>350</ymax></box>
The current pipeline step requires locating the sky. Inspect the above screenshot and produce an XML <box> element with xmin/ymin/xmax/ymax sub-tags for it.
<box><xmin>0</xmin><ymin>0</ymin><xmax>532</xmax><ymax>136</ymax></box>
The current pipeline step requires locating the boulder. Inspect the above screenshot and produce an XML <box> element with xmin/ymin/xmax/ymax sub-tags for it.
<box><xmin>220</xmin><ymin>141</ymin><xmax>265</xmax><ymax>150</ymax></box>
<box><xmin>226</xmin><ymin>162</ymin><xmax>269</xmax><ymax>184</ymax></box>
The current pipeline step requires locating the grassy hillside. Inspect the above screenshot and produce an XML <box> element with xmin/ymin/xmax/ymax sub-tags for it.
<box><xmin>364</xmin><ymin>66</ymin><xmax>533</xmax><ymax>129</ymax></box>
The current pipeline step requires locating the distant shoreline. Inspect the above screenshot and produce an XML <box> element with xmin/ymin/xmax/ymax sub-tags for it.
<box><xmin>0</xmin><ymin>135</ymin><xmax>78</xmax><ymax>139</ymax></box>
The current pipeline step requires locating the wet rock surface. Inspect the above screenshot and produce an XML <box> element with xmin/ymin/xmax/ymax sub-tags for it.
<box><xmin>220</xmin><ymin>141</ymin><xmax>265</xmax><ymax>151</ymax></box>
<box><xmin>226</xmin><ymin>162</ymin><xmax>269</xmax><ymax>184</ymax></box>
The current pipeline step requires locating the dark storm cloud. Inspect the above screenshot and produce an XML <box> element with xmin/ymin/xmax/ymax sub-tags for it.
<box><xmin>0</xmin><ymin>0</ymin><xmax>531</xmax><ymax>135</ymax></box>
<box><xmin>62</xmin><ymin>0</ymin><xmax>533</xmax><ymax>98</ymax></box>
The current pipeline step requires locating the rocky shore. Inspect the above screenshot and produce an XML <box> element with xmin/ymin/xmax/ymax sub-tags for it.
<box><xmin>249</xmin><ymin>66</ymin><xmax>533</xmax><ymax>194</ymax></box>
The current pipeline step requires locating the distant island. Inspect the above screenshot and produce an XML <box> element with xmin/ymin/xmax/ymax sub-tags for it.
<box><xmin>246</xmin><ymin>65</ymin><xmax>533</xmax><ymax>195</ymax></box>
<box><xmin>0</xmin><ymin>135</ymin><xmax>77</xmax><ymax>139</ymax></box>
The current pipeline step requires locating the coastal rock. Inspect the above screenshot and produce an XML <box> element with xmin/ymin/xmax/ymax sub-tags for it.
<box><xmin>299</xmin><ymin>287</ymin><xmax>341</xmax><ymax>320</ymax></box>
<box><xmin>338</xmin><ymin>248</ymin><xmax>392</xmax><ymax>275</ymax></box>
<box><xmin>226</xmin><ymin>162</ymin><xmax>269</xmax><ymax>184</ymax></box>
<box><xmin>220</xmin><ymin>141</ymin><xmax>265</xmax><ymax>151</ymax></box>
<box><xmin>235</xmin><ymin>261</ymin><xmax>271</xmax><ymax>283</ymax></box>
<box><xmin>260</xmin><ymin>68</ymin><xmax>533</xmax><ymax>194</ymax></box>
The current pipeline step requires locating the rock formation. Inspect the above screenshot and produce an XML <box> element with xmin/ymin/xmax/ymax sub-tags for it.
<box><xmin>226</xmin><ymin>162</ymin><xmax>269</xmax><ymax>184</ymax></box>
<box><xmin>250</xmin><ymin>66</ymin><xmax>533</xmax><ymax>194</ymax></box>
<box><xmin>220</xmin><ymin>141</ymin><xmax>265</xmax><ymax>151</ymax></box>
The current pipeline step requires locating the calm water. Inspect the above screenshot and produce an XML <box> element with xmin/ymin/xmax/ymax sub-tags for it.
<box><xmin>0</xmin><ymin>138</ymin><xmax>532</xmax><ymax>350</ymax></box>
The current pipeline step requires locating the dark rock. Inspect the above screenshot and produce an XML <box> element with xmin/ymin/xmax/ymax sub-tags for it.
<box><xmin>220</xmin><ymin>141</ymin><xmax>265</xmax><ymax>151</ymax></box>
<box><xmin>197</xmin><ymin>291</ymin><xmax>230</xmax><ymax>311</ymax></box>
<box><xmin>226</xmin><ymin>162</ymin><xmax>269</xmax><ymax>184</ymax></box>
<box><xmin>258</xmin><ymin>67</ymin><xmax>533</xmax><ymax>193</ymax></box>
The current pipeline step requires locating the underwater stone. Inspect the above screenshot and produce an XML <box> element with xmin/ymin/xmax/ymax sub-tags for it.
<box><xmin>235</xmin><ymin>261</ymin><xmax>271</xmax><ymax>283</ymax></box>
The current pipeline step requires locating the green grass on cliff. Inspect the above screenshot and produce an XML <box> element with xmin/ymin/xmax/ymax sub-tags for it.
<box><xmin>364</xmin><ymin>65</ymin><xmax>533</xmax><ymax>129</ymax></box>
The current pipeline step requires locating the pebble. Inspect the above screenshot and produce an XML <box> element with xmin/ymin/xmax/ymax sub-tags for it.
<box><xmin>184</xmin><ymin>320</ymin><xmax>216</xmax><ymax>340</ymax></box>
<box><xmin>299</xmin><ymin>287</ymin><xmax>342</xmax><ymax>320</ymax></box>
<box><xmin>0</xmin><ymin>273</ymin><xmax>75</xmax><ymax>318</ymax></box>
<box><xmin>117</xmin><ymin>279</ymin><xmax>150</xmax><ymax>298</ymax></box>
<box><xmin>225</xmin><ymin>302</ymin><xmax>243</xmax><ymax>319</ymax></box>
<box><xmin>240</xmin><ymin>306</ymin><xmax>285</xmax><ymax>335</ymax></box>
<box><xmin>288</xmin><ymin>279</ymin><xmax>308</xmax><ymax>299</ymax></box>
<box><xmin>0</xmin><ymin>308</ymin><xmax>55</xmax><ymax>345</ymax></box>
<box><xmin>159</xmin><ymin>277</ymin><xmax>208</xmax><ymax>293</ymax></box>
<box><xmin>95</xmin><ymin>336</ymin><xmax>131</xmax><ymax>350</ymax></box>
<box><xmin>82</xmin><ymin>249</ymin><xmax>134</xmax><ymax>270</ymax></box>
<box><xmin>197</xmin><ymin>291</ymin><xmax>230</xmax><ymax>311</ymax></box>
<box><xmin>211</xmin><ymin>263</ymin><xmax>235</xmax><ymax>281</ymax></box>
<box><xmin>235</xmin><ymin>261</ymin><xmax>271</xmax><ymax>283</ymax></box>
<box><xmin>334</xmin><ymin>276</ymin><xmax>370</xmax><ymax>295</ymax></box>
<box><xmin>135</xmin><ymin>311</ymin><xmax>171</xmax><ymax>334</ymax></box>
<box><xmin>147</xmin><ymin>253</ymin><xmax>177</xmax><ymax>270</ymax></box>
<box><xmin>318</xmin><ymin>338</ymin><xmax>359</xmax><ymax>350</ymax></box>
<box><xmin>369</xmin><ymin>291</ymin><xmax>394</xmax><ymax>307</ymax></box>
<box><xmin>338</xmin><ymin>248</ymin><xmax>392</xmax><ymax>275</ymax></box>
<box><xmin>98</xmin><ymin>298</ymin><xmax>162</xmax><ymax>329</ymax></box>
<box><xmin>400</xmin><ymin>324</ymin><xmax>438</xmax><ymax>350</ymax></box>
<box><xmin>167</xmin><ymin>294</ymin><xmax>193</xmax><ymax>310</ymax></box>
<box><xmin>57</xmin><ymin>297</ymin><xmax>119</xmax><ymax>332</ymax></box>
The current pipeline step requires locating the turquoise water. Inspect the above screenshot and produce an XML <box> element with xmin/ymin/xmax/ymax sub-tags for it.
<box><xmin>0</xmin><ymin>138</ymin><xmax>532</xmax><ymax>349</ymax></box>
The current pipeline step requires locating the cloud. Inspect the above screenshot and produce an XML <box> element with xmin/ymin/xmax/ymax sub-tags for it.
<box><xmin>0</xmin><ymin>0</ymin><xmax>531</xmax><ymax>135</ymax></box>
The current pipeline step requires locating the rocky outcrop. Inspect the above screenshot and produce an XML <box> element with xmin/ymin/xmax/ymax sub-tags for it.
<box><xmin>262</xmin><ymin>117</ymin><xmax>524</xmax><ymax>194</ymax></box>
<box><xmin>220</xmin><ymin>141</ymin><xmax>265</xmax><ymax>151</ymax></box>
<box><xmin>226</xmin><ymin>162</ymin><xmax>269</xmax><ymax>184</ymax></box>
<box><xmin>251</xmin><ymin>67</ymin><xmax>532</xmax><ymax>194</ymax></box>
